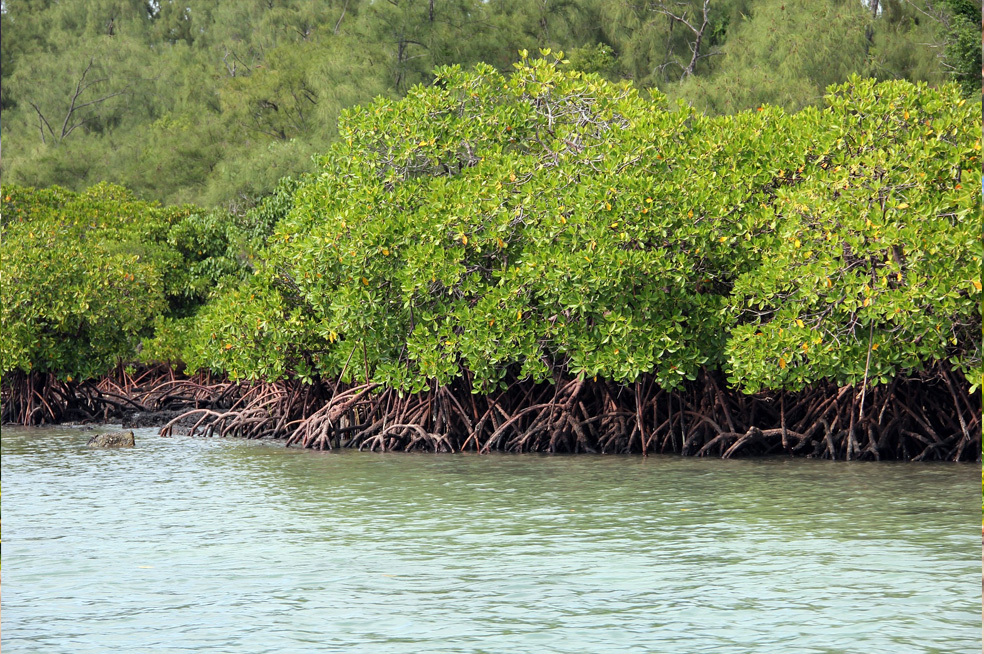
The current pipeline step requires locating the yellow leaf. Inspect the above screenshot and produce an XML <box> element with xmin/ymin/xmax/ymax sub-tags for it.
<box><xmin>871</xmin><ymin>343</ymin><xmax>879</xmax><ymax>350</ymax></box>
<box><xmin>497</xmin><ymin>237</ymin><xmax>505</xmax><ymax>248</ymax></box>
<box><xmin>779</xmin><ymin>357</ymin><xmax>787</xmax><ymax>369</ymax></box>
<box><xmin>517</xmin><ymin>309</ymin><xmax>523</xmax><ymax>321</ymax></box>
<box><xmin>509</xmin><ymin>173</ymin><xmax>517</xmax><ymax>182</ymax></box>
<box><xmin>897</xmin><ymin>202</ymin><xmax>909</xmax><ymax>210</ymax></box>
<box><xmin>719</xmin><ymin>236</ymin><xmax>727</xmax><ymax>243</ymax></box>
<box><xmin>796</xmin><ymin>319</ymin><xmax>805</xmax><ymax>329</ymax></box>
<box><xmin>461</xmin><ymin>235</ymin><xmax>468</xmax><ymax>245</ymax></box>
<box><xmin>687</xmin><ymin>210</ymin><xmax>693</xmax><ymax>218</ymax></box>
<box><xmin>863</xmin><ymin>297</ymin><xmax>870</xmax><ymax>307</ymax></box>
<box><xmin>793</xmin><ymin>239</ymin><xmax>801</xmax><ymax>249</ymax></box>
<box><xmin>973</xmin><ymin>280</ymin><xmax>982</xmax><ymax>291</ymax></box>
<box><xmin>382</xmin><ymin>248</ymin><xmax>390</xmax><ymax>256</ymax></box>
<box><xmin>903</xmin><ymin>111</ymin><xmax>909</xmax><ymax>120</ymax></box>
<box><xmin>361</xmin><ymin>277</ymin><xmax>369</xmax><ymax>286</ymax></box>
<box><xmin>825</xmin><ymin>277</ymin><xmax>832</xmax><ymax>288</ymax></box>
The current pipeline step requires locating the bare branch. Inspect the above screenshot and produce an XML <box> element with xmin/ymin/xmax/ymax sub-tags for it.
<box><xmin>649</xmin><ymin>0</ymin><xmax>714</xmax><ymax>80</ymax></box>
<box><xmin>61</xmin><ymin>58</ymin><xmax>95</xmax><ymax>139</ymax></box>
<box><xmin>70</xmin><ymin>88</ymin><xmax>130</xmax><ymax>113</ymax></box>
<box><xmin>333</xmin><ymin>0</ymin><xmax>351</xmax><ymax>35</ymax></box>
<box><xmin>29</xmin><ymin>101</ymin><xmax>55</xmax><ymax>144</ymax></box>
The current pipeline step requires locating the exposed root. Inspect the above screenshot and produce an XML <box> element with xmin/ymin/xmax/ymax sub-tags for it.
<box><xmin>3</xmin><ymin>364</ymin><xmax>979</xmax><ymax>461</ymax></box>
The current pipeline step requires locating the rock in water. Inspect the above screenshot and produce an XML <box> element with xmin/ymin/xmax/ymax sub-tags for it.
<box><xmin>87</xmin><ymin>430</ymin><xmax>136</xmax><ymax>448</ymax></box>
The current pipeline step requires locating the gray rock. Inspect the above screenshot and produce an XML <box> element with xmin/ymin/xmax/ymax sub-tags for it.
<box><xmin>87</xmin><ymin>430</ymin><xmax>135</xmax><ymax>448</ymax></box>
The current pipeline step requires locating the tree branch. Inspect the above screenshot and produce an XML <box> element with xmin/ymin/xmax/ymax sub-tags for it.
<box><xmin>61</xmin><ymin>58</ymin><xmax>94</xmax><ymax>139</ymax></box>
<box><xmin>651</xmin><ymin>0</ymin><xmax>713</xmax><ymax>80</ymax></box>
<box><xmin>29</xmin><ymin>101</ymin><xmax>55</xmax><ymax>144</ymax></box>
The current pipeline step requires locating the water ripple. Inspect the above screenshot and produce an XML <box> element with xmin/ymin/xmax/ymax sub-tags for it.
<box><xmin>2</xmin><ymin>426</ymin><xmax>980</xmax><ymax>653</ymax></box>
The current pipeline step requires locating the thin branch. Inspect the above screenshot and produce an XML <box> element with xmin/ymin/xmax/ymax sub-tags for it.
<box><xmin>333</xmin><ymin>0</ymin><xmax>350</xmax><ymax>35</ymax></box>
<box><xmin>61</xmin><ymin>58</ymin><xmax>94</xmax><ymax>139</ymax></box>
<box><xmin>29</xmin><ymin>101</ymin><xmax>55</xmax><ymax>144</ymax></box>
<box><xmin>650</xmin><ymin>0</ymin><xmax>714</xmax><ymax>80</ymax></box>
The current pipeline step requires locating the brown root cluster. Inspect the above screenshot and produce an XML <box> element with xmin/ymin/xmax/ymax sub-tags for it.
<box><xmin>165</xmin><ymin>366</ymin><xmax>977</xmax><ymax>461</ymax></box>
<box><xmin>3</xmin><ymin>364</ymin><xmax>979</xmax><ymax>461</ymax></box>
<box><xmin>0</xmin><ymin>365</ymin><xmax>238</xmax><ymax>425</ymax></box>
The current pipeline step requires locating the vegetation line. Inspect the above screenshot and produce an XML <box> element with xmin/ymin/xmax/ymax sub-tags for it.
<box><xmin>1</xmin><ymin>365</ymin><xmax>978</xmax><ymax>461</ymax></box>
<box><xmin>2</xmin><ymin>61</ymin><xmax>980</xmax><ymax>463</ymax></box>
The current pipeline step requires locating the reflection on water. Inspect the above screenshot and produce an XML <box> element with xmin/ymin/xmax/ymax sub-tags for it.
<box><xmin>1</xmin><ymin>425</ymin><xmax>980</xmax><ymax>653</ymax></box>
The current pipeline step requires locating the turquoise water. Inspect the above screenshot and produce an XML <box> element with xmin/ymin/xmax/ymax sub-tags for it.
<box><xmin>1</xmin><ymin>425</ymin><xmax>980</xmax><ymax>653</ymax></box>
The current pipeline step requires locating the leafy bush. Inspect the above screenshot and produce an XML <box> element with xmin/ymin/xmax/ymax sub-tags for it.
<box><xmin>185</xmin><ymin>59</ymin><xmax>980</xmax><ymax>394</ymax></box>
<box><xmin>5</xmin><ymin>60</ymin><xmax>978</xmax><ymax>397</ymax></box>
<box><xmin>727</xmin><ymin>78</ymin><xmax>982</xmax><ymax>392</ymax></box>
<box><xmin>0</xmin><ymin>183</ymin><xmax>255</xmax><ymax>378</ymax></box>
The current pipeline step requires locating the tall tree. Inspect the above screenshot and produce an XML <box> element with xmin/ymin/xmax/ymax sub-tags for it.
<box><xmin>0</xmin><ymin>0</ymin><xmax>977</xmax><ymax>209</ymax></box>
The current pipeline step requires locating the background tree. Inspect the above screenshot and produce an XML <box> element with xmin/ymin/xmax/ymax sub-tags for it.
<box><xmin>0</xmin><ymin>0</ymin><xmax>978</xmax><ymax>209</ymax></box>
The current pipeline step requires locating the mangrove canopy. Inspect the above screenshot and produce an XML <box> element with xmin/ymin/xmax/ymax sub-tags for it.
<box><xmin>1</xmin><ymin>59</ymin><xmax>980</xmax><ymax>459</ymax></box>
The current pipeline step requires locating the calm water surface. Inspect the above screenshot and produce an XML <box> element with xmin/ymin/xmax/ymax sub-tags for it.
<box><xmin>1</xmin><ymin>425</ymin><xmax>980</xmax><ymax>653</ymax></box>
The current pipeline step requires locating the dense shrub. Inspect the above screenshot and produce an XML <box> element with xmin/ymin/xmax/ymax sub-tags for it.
<box><xmin>181</xmin><ymin>59</ymin><xmax>981</xmax><ymax>395</ymax></box>
<box><xmin>1</xmin><ymin>183</ymin><xmax>252</xmax><ymax>378</ymax></box>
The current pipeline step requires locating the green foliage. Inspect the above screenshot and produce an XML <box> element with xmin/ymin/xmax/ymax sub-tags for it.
<box><xmin>183</xmin><ymin>62</ymin><xmax>980</xmax><ymax>396</ymax></box>
<box><xmin>1</xmin><ymin>0</ymin><xmax>977</xmax><ymax>210</ymax></box>
<box><xmin>936</xmin><ymin>0</ymin><xmax>983</xmax><ymax>97</ymax></box>
<box><xmin>3</xmin><ymin>60</ymin><xmax>978</xmax><ymax>397</ymax></box>
<box><xmin>726</xmin><ymin>78</ymin><xmax>981</xmax><ymax>392</ymax></box>
<box><xmin>566</xmin><ymin>43</ymin><xmax>623</xmax><ymax>80</ymax></box>
<box><xmin>678</xmin><ymin>0</ymin><xmax>872</xmax><ymax>113</ymax></box>
<box><xmin>0</xmin><ymin>183</ymin><xmax>257</xmax><ymax>378</ymax></box>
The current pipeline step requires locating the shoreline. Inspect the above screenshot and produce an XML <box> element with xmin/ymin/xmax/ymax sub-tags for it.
<box><xmin>4</xmin><ymin>367</ymin><xmax>979</xmax><ymax>462</ymax></box>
